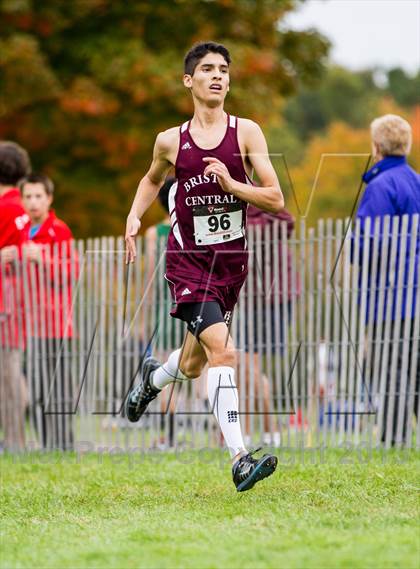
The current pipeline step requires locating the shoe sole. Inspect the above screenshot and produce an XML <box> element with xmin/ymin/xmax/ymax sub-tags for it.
<box><xmin>236</xmin><ymin>455</ymin><xmax>278</xmax><ymax>493</ymax></box>
<box><xmin>124</xmin><ymin>357</ymin><xmax>160</xmax><ymax>422</ymax></box>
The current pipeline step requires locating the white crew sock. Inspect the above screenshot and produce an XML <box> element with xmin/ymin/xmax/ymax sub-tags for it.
<box><xmin>151</xmin><ymin>349</ymin><xmax>188</xmax><ymax>390</ymax></box>
<box><xmin>207</xmin><ymin>366</ymin><xmax>247</xmax><ymax>459</ymax></box>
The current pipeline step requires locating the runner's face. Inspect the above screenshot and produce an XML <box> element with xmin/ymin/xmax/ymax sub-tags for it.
<box><xmin>184</xmin><ymin>53</ymin><xmax>230</xmax><ymax>106</ymax></box>
<box><xmin>22</xmin><ymin>183</ymin><xmax>52</xmax><ymax>224</ymax></box>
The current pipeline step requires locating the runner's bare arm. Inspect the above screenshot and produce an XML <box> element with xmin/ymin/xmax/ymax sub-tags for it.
<box><xmin>203</xmin><ymin>120</ymin><xmax>284</xmax><ymax>213</ymax></box>
<box><xmin>125</xmin><ymin>129</ymin><xmax>176</xmax><ymax>263</ymax></box>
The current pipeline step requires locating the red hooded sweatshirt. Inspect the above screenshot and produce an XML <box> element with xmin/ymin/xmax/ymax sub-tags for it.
<box><xmin>0</xmin><ymin>188</ymin><xmax>28</xmax><ymax>348</ymax></box>
<box><xmin>22</xmin><ymin>210</ymin><xmax>76</xmax><ymax>338</ymax></box>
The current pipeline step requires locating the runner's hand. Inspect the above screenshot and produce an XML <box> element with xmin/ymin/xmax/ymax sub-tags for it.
<box><xmin>203</xmin><ymin>157</ymin><xmax>234</xmax><ymax>193</ymax></box>
<box><xmin>125</xmin><ymin>215</ymin><xmax>141</xmax><ymax>264</ymax></box>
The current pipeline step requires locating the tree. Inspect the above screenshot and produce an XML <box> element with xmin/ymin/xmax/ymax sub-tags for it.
<box><xmin>283</xmin><ymin>66</ymin><xmax>382</xmax><ymax>141</ymax></box>
<box><xmin>387</xmin><ymin>68</ymin><xmax>420</xmax><ymax>108</ymax></box>
<box><xmin>287</xmin><ymin>100</ymin><xmax>420</xmax><ymax>227</ymax></box>
<box><xmin>288</xmin><ymin>121</ymin><xmax>371</xmax><ymax>226</ymax></box>
<box><xmin>0</xmin><ymin>0</ymin><xmax>329</xmax><ymax>237</ymax></box>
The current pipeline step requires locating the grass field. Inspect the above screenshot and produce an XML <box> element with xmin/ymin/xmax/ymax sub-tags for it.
<box><xmin>1</xmin><ymin>448</ymin><xmax>419</xmax><ymax>569</ymax></box>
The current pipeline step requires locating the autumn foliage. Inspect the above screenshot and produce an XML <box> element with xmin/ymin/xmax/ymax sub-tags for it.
<box><xmin>0</xmin><ymin>0</ymin><xmax>329</xmax><ymax>237</ymax></box>
<box><xmin>287</xmin><ymin>103</ymin><xmax>420</xmax><ymax>226</ymax></box>
<box><xmin>1</xmin><ymin>2</ymin><xmax>418</xmax><ymax>236</ymax></box>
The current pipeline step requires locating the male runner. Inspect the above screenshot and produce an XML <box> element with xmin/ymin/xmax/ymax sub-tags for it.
<box><xmin>125</xmin><ymin>42</ymin><xmax>284</xmax><ymax>492</ymax></box>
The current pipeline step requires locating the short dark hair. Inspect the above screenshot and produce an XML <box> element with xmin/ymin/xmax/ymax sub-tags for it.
<box><xmin>158</xmin><ymin>177</ymin><xmax>176</xmax><ymax>214</ymax></box>
<box><xmin>184</xmin><ymin>42</ymin><xmax>231</xmax><ymax>76</ymax></box>
<box><xmin>19</xmin><ymin>173</ymin><xmax>54</xmax><ymax>197</ymax></box>
<box><xmin>0</xmin><ymin>141</ymin><xmax>31</xmax><ymax>185</ymax></box>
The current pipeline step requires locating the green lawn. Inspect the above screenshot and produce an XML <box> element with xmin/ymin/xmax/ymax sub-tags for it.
<box><xmin>1</xmin><ymin>449</ymin><xmax>419</xmax><ymax>569</ymax></box>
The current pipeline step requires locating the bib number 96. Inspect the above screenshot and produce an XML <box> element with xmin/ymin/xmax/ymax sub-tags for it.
<box><xmin>193</xmin><ymin>204</ymin><xmax>243</xmax><ymax>245</ymax></box>
<box><xmin>208</xmin><ymin>214</ymin><xmax>231</xmax><ymax>232</ymax></box>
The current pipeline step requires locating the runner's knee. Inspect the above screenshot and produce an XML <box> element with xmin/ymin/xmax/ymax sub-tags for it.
<box><xmin>207</xmin><ymin>346</ymin><xmax>237</xmax><ymax>368</ymax></box>
<box><xmin>179</xmin><ymin>354</ymin><xmax>205</xmax><ymax>379</ymax></box>
<box><xmin>180</xmin><ymin>365</ymin><xmax>203</xmax><ymax>379</ymax></box>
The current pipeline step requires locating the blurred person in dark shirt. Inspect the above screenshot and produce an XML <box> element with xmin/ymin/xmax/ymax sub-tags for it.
<box><xmin>238</xmin><ymin>205</ymin><xmax>298</xmax><ymax>446</ymax></box>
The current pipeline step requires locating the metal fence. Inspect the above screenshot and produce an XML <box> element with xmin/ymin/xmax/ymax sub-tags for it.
<box><xmin>1</xmin><ymin>214</ymin><xmax>419</xmax><ymax>452</ymax></box>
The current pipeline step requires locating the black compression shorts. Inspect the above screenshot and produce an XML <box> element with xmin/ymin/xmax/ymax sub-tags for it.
<box><xmin>177</xmin><ymin>301</ymin><xmax>232</xmax><ymax>338</ymax></box>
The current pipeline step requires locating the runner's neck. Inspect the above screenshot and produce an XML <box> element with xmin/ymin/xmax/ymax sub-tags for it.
<box><xmin>190</xmin><ymin>105</ymin><xmax>227</xmax><ymax>130</ymax></box>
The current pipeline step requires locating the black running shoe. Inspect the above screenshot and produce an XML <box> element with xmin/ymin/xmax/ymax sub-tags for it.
<box><xmin>125</xmin><ymin>357</ymin><xmax>161</xmax><ymax>422</ymax></box>
<box><xmin>232</xmin><ymin>447</ymin><xmax>278</xmax><ymax>492</ymax></box>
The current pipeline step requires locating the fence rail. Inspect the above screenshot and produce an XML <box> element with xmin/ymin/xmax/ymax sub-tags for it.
<box><xmin>1</xmin><ymin>215</ymin><xmax>419</xmax><ymax>452</ymax></box>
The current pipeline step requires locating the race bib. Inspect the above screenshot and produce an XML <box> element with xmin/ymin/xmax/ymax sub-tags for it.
<box><xmin>193</xmin><ymin>203</ymin><xmax>244</xmax><ymax>246</ymax></box>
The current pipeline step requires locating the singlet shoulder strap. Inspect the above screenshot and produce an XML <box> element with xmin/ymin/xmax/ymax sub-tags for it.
<box><xmin>180</xmin><ymin>121</ymin><xmax>189</xmax><ymax>133</ymax></box>
<box><xmin>229</xmin><ymin>115</ymin><xmax>236</xmax><ymax>128</ymax></box>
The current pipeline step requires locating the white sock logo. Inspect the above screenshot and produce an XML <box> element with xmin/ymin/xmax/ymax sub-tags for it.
<box><xmin>227</xmin><ymin>410</ymin><xmax>238</xmax><ymax>423</ymax></box>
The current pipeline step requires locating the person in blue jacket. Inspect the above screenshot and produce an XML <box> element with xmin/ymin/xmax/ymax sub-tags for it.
<box><xmin>355</xmin><ymin>114</ymin><xmax>420</xmax><ymax>446</ymax></box>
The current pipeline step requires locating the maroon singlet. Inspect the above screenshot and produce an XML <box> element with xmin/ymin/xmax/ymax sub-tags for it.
<box><xmin>165</xmin><ymin>114</ymin><xmax>250</xmax><ymax>313</ymax></box>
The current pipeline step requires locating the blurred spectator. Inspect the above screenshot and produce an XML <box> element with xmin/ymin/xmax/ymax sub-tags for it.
<box><xmin>356</xmin><ymin>114</ymin><xmax>420</xmax><ymax>445</ymax></box>
<box><xmin>144</xmin><ymin>177</ymin><xmax>177</xmax><ymax>447</ymax></box>
<box><xmin>19</xmin><ymin>174</ymin><xmax>75</xmax><ymax>450</ymax></box>
<box><xmin>238</xmin><ymin>205</ymin><xmax>298</xmax><ymax>446</ymax></box>
<box><xmin>145</xmin><ymin>177</ymin><xmax>173</xmax><ymax>277</ymax></box>
<box><xmin>0</xmin><ymin>141</ymin><xmax>31</xmax><ymax>451</ymax></box>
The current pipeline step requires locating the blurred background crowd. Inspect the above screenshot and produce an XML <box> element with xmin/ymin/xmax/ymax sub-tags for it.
<box><xmin>0</xmin><ymin>1</ymin><xmax>419</xmax><ymax>454</ymax></box>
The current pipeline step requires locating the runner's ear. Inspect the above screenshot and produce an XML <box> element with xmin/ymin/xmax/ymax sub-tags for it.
<box><xmin>183</xmin><ymin>74</ymin><xmax>192</xmax><ymax>89</ymax></box>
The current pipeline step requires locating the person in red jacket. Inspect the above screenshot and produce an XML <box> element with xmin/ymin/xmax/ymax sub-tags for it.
<box><xmin>0</xmin><ymin>141</ymin><xmax>31</xmax><ymax>452</ymax></box>
<box><xmin>19</xmin><ymin>173</ymin><xmax>75</xmax><ymax>450</ymax></box>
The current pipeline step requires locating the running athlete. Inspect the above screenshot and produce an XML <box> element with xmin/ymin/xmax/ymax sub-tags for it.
<box><xmin>125</xmin><ymin>42</ymin><xmax>284</xmax><ymax>492</ymax></box>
